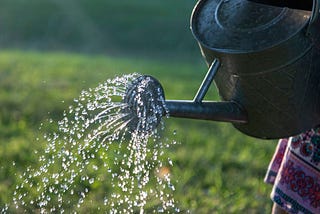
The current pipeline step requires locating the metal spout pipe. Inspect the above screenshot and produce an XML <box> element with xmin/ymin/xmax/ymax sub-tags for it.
<box><xmin>162</xmin><ymin>58</ymin><xmax>247</xmax><ymax>124</ymax></box>
<box><xmin>165</xmin><ymin>100</ymin><xmax>248</xmax><ymax>123</ymax></box>
<box><xmin>123</xmin><ymin>59</ymin><xmax>248</xmax><ymax>130</ymax></box>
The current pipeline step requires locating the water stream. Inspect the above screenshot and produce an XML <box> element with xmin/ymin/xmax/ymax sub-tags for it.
<box><xmin>9</xmin><ymin>73</ymin><xmax>179</xmax><ymax>213</ymax></box>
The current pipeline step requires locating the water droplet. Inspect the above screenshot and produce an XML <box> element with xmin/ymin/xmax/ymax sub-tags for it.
<box><xmin>89</xmin><ymin>178</ymin><xmax>94</xmax><ymax>184</ymax></box>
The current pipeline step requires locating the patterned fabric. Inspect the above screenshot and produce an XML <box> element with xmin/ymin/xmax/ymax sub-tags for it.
<box><xmin>265</xmin><ymin>127</ymin><xmax>320</xmax><ymax>214</ymax></box>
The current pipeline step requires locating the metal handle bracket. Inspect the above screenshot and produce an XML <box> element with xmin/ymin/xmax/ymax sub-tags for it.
<box><xmin>193</xmin><ymin>59</ymin><xmax>220</xmax><ymax>103</ymax></box>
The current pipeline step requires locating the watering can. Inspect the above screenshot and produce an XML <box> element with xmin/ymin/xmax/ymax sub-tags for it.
<box><xmin>124</xmin><ymin>0</ymin><xmax>320</xmax><ymax>139</ymax></box>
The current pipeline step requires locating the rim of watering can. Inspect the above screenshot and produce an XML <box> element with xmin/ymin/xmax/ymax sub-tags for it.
<box><xmin>190</xmin><ymin>0</ymin><xmax>312</xmax><ymax>54</ymax></box>
<box><xmin>306</xmin><ymin>0</ymin><xmax>320</xmax><ymax>34</ymax></box>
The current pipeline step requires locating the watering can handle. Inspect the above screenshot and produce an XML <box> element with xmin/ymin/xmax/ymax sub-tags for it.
<box><xmin>307</xmin><ymin>0</ymin><xmax>319</xmax><ymax>34</ymax></box>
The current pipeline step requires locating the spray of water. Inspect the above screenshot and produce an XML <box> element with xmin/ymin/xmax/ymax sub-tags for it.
<box><xmin>9</xmin><ymin>73</ymin><xmax>179</xmax><ymax>213</ymax></box>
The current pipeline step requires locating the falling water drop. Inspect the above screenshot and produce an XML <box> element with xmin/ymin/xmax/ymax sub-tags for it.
<box><xmin>89</xmin><ymin>178</ymin><xmax>94</xmax><ymax>184</ymax></box>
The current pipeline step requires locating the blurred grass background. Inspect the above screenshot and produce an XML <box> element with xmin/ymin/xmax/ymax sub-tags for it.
<box><xmin>0</xmin><ymin>0</ymin><xmax>277</xmax><ymax>213</ymax></box>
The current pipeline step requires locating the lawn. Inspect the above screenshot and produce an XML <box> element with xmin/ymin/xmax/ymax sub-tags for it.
<box><xmin>0</xmin><ymin>0</ymin><xmax>277</xmax><ymax>213</ymax></box>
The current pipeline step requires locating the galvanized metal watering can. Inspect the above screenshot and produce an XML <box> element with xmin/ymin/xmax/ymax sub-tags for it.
<box><xmin>125</xmin><ymin>0</ymin><xmax>320</xmax><ymax>139</ymax></box>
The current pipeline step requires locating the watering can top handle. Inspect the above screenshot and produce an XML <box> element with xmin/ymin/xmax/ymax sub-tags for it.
<box><xmin>308</xmin><ymin>0</ymin><xmax>320</xmax><ymax>31</ymax></box>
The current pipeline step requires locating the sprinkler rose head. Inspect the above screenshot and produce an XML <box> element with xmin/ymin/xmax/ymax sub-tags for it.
<box><xmin>122</xmin><ymin>75</ymin><xmax>167</xmax><ymax>132</ymax></box>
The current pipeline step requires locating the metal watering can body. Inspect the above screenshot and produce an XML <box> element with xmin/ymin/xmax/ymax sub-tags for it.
<box><xmin>124</xmin><ymin>0</ymin><xmax>320</xmax><ymax>139</ymax></box>
<box><xmin>189</xmin><ymin>0</ymin><xmax>320</xmax><ymax>139</ymax></box>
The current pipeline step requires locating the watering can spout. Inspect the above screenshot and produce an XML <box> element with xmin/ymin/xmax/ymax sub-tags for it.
<box><xmin>165</xmin><ymin>100</ymin><xmax>247</xmax><ymax>123</ymax></box>
<box><xmin>123</xmin><ymin>59</ymin><xmax>247</xmax><ymax>131</ymax></box>
<box><xmin>164</xmin><ymin>59</ymin><xmax>247</xmax><ymax>123</ymax></box>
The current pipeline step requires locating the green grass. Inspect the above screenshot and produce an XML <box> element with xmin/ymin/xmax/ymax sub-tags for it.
<box><xmin>0</xmin><ymin>50</ymin><xmax>277</xmax><ymax>213</ymax></box>
<box><xmin>0</xmin><ymin>0</ymin><xmax>278</xmax><ymax>213</ymax></box>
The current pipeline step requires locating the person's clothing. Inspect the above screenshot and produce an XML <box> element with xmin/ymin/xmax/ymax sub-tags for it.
<box><xmin>265</xmin><ymin>127</ymin><xmax>320</xmax><ymax>214</ymax></box>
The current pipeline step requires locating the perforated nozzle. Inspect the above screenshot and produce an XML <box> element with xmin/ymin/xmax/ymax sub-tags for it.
<box><xmin>122</xmin><ymin>75</ymin><xmax>167</xmax><ymax>132</ymax></box>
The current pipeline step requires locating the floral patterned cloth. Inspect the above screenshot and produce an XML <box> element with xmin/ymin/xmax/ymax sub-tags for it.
<box><xmin>265</xmin><ymin>127</ymin><xmax>320</xmax><ymax>214</ymax></box>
